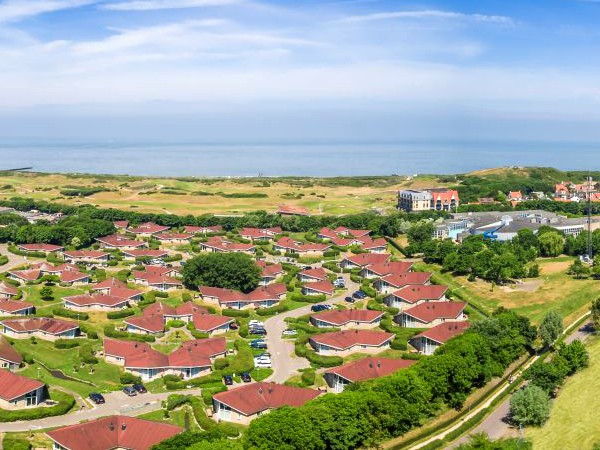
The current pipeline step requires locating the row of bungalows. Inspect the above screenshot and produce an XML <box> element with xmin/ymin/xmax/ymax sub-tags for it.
<box><xmin>317</xmin><ymin>227</ymin><xmax>387</xmax><ymax>253</ymax></box>
<box><xmin>0</xmin><ymin>281</ymin><xmax>19</xmax><ymax>299</ymax></box>
<box><xmin>239</xmin><ymin>227</ymin><xmax>282</xmax><ymax>242</ymax></box>
<box><xmin>0</xmin><ymin>317</ymin><xmax>79</xmax><ymax>341</ymax></box>
<box><xmin>0</xmin><ymin>298</ymin><xmax>35</xmax><ymax>316</ymax></box>
<box><xmin>309</xmin><ymin>309</ymin><xmax>384</xmax><ymax>330</ymax></box>
<box><xmin>63</xmin><ymin>250</ymin><xmax>110</xmax><ymax>267</ymax></box>
<box><xmin>198</xmin><ymin>284</ymin><xmax>286</xmax><ymax>310</ymax></box>
<box><xmin>317</xmin><ymin>227</ymin><xmax>371</xmax><ymax>240</ymax></box>
<box><xmin>63</xmin><ymin>279</ymin><xmax>143</xmax><ymax>312</ymax></box>
<box><xmin>339</xmin><ymin>253</ymin><xmax>391</xmax><ymax>270</ymax></box>
<box><xmin>96</xmin><ymin>234</ymin><xmax>147</xmax><ymax>250</ymax></box>
<box><xmin>124</xmin><ymin>302</ymin><xmax>233</xmax><ymax>335</ymax></box>
<box><xmin>212</xmin><ymin>382</ymin><xmax>321</xmax><ymax>425</ymax></box>
<box><xmin>154</xmin><ymin>232</ymin><xmax>194</xmax><ymax>245</ymax></box>
<box><xmin>256</xmin><ymin>261</ymin><xmax>283</xmax><ymax>285</ymax></box>
<box><xmin>0</xmin><ymin>336</ymin><xmax>22</xmax><ymax>370</ymax></box>
<box><xmin>309</xmin><ymin>329</ymin><xmax>395</xmax><ymax>357</ymax></box>
<box><xmin>103</xmin><ymin>337</ymin><xmax>227</xmax><ymax>381</ymax></box>
<box><xmin>16</xmin><ymin>243</ymin><xmax>63</xmax><ymax>254</ymax></box>
<box><xmin>199</xmin><ymin>236</ymin><xmax>255</xmax><ymax>254</ymax></box>
<box><xmin>126</xmin><ymin>222</ymin><xmax>170</xmax><ymax>237</ymax></box>
<box><xmin>121</xmin><ymin>248</ymin><xmax>169</xmax><ymax>261</ymax></box>
<box><xmin>132</xmin><ymin>266</ymin><xmax>182</xmax><ymax>291</ymax></box>
<box><xmin>273</xmin><ymin>237</ymin><xmax>330</xmax><ymax>256</ymax></box>
<box><xmin>8</xmin><ymin>262</ymin><xmax>89</xmax><ymax>285</ymax></box>
<box><xmin>184</xmin><ymin>225</ymin><xmax>223</xmax><ymax>235</ymax></box>
<box><xmin>298</xmin><ymin>267</ymin><xmax>335</xmax><ymax>296</ymax></box>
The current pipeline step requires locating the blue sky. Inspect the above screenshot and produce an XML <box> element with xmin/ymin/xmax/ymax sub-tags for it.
<box><xmin>1</xmin><ymin>0</ymin><xmax>600</xmax><ymax>142</ymax></box>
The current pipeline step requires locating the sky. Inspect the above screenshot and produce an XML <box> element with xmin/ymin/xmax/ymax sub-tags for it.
<box><xmin>1</xmin><ymin>0</ymin><xmax>600</xmax><ymax>142</ymax></box>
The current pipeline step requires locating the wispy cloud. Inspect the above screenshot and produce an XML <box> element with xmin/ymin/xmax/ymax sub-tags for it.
<box><xmin>337</xmin><ymin>9</ymin><xmax>514</xmax><ymax>25</ymax></box>
<box><xmin>100</xmin><ymin>0</ymin><xmax>239</xmax><ymax>11</ymax></box>
<box><xmin>0</xmin><ymin>0</ymin><xmax>95</xmax><ymax>23</ymax></box>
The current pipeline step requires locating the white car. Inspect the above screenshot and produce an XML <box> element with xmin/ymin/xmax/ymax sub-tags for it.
<box><xmin>254</xmin><ymin>357</ymin><xmax>272</xmax><ymax>368</ymax></box>
<box><xmin>249</xmin><ymin>320</ymin><xmax>264</xmax><ymax>327</ymax></box>
<box><xmin>282</xmin><ymin>329</ymin><xmax>298</xmax><ymax>336</ymax></box>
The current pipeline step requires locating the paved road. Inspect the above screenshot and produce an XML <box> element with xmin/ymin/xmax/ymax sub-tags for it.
<box><xmin>445</xmin><ymin>317</ymin><xmax>593</xmax><ymax>449</ymax></box>
<box><xmin>263</xmin><ymin>273</ymin><xmax>359</xmax><ymax>383</ymax></box>
<box><xmin>0</xmin><ymin>388</ymin><xmax>203</xmax><ymax>432</ymax></box>
<box><xmin>0</xmin><ymin>243</ymin><xmax>28</xmax><ymax>271</ymax></box>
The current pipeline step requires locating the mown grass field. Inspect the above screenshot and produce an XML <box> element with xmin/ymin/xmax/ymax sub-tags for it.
<box><xmin>0</xmin><ymin>171</ymin><xmax>450</xmax><ymax>215</ymax></box>
<box><xmin>527</xmin><ymin>336</ymin><xmax>600</xmax><ymax>449</ymax></box>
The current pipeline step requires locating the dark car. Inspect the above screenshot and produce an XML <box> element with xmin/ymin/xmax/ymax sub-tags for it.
<box><xmin>122</xmin><ymin>386</ymin><xmax>137</xmax><ymax>397</ymax></box>
<box><xmin>345</xmin><ymin>296</ymin><xmax>356</xmax><ymax>303</ymax></box>
<box><xmin>304</xmin><ymin>266</ymin><xmax>312</xmax><ymax>270</ymax></box>
<box><xmin>89</xmin><ymin>393</ymin><xmax>105</xmax><ymax>404</ymax></box>
<box><xmin>223</xmin><ymin>375</ymin><xmax>233</xmax><ymax>385</ymax></box>
<box><xmin>249</xmin><ymin>328</ymin><xmax>267</xmax><ymax>335</ymax></box>
<box><xmin>133</xmin><ymin>383</ymin><xmax>147</xmax><ymax>394</ymax></box>
<box><xmin>250</xmin><ymin>340</ymin><xmax>267</xmax><ymax>349</ymax></box>
<box><xmin>311</xmin><ymin>304</ymin><xmax>327</xmax><ymax>312</ymax></box>
<box><xmin>229</xmin><ymin>322</ymin><xmax>239</xmax><ymax>330</ymax></box>
<box><xmin>240</xmin><ymin>372</ymin><xmax>252</xmax><ymax>383</ymax></box>
<box><xmin>352</xmin><ymin>290</ymin><xmax>366</xmax><ymax>299</ymax></box>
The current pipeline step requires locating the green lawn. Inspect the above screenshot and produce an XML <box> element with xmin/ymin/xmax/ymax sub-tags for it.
<box><xmin>22</xmin><ymin>284</ymin><xmax>86</xmax><ymax>309</ymax></box>
<box><xmin>138</xmin><ymin>406</ymin><xmax>199</xmax><ymax>431</ymax></box>
<box><xmin>527</xmin><ymin>336</ymin><xmax>600</xmax><ymax>449</ymax></box>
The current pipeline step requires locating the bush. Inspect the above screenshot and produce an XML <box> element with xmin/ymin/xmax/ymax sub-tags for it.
<box><xmin>222</xmin><ymin>309</ymin><xmax>250</xmax><ymax>318</ymax></box>
<box><xmin>39</xmin><ymin>286</ymin><xmax>54</xmax><ymax>300</ymax></box>
<box><xmin>78</xmin><ymin>323</ymin><xmax>98</xmax><ymax>340</ymax></box>
<box><xmin>166</xmin><ymin>319</ymin><xmax>185</xmax><ymax>329</ymax></box>
<box><xmin>54</xmin><ymin>339</ymin><xmax>80</xmax><ymax>349</ymax></box>
<box><xmin>213</xmin><ymin>358</ymin><xmax>230</xmax><ymax>371</ymax></box>
<box><xmin>2</xmin><ymin>436</ymin><xmax>30</xmax><ymax>450</ymax></box>
<box><xmin>0</xmin><ymin>390</ymin><xmax>75</xmax><ymax>422</ymax></box>
<box><xmin>107</xmin><ymin>309</ymin><xmax>135</xmax><ymax>320</ymax></box>
<box><xmin>300</xmin><ymin>369</ymin><xmax>316</xmax><ymax>386</ymax></box>
<box><xmin>120</xmin><ymin>372</ymin><xmax>142</xmax><ymax>385</ymax></box>
<box><xmin>256</xmin><ymin>303</ymin><xmax>289</xmax><ymax>316</ymax></box>
<box><xmin>153</xmin><ymin>291</ymin><xmax>169</xmax><ymax>298</ymax></box>
<box><xmin>103</xmin><ymin>324</ymin><xmax>155</xmax><ymax>342</ymax></box>
<box><xmin>510</xmin><ymin>384</ymin><xmax>550</xmax><ymax>426</ymax></box>
<box><xmin>79</xmin><ymin>344</ymin><xmax>98</xmax><ymax>364</ymax></box>
<box><xmin>52</xmin><ymin>307</ymin><xmax>89</xmax><ymax>321</ymax></box>
<box><xmin>182</xmin><ymin>292</ymin><xmax>192</xmax><ymax>302</ymax></box>
<box><xmin>290</xmin><ymin>293</ymin><xmax>326</xmax><ymax>303</ymax></box>
<box><xmin>0</xmin><ymin>255</ymin><xmax>8</xmax><ymax>266</ymax></box>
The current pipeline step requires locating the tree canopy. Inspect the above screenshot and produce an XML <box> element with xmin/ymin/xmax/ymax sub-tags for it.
<box><xmin>509</xmin><ymin>384</ymin><xmax>550</xmax><ymax>426</ymax></box>
<box><xmin>538</xmin><ymin>311</ymin><xmax>563</xmax><ymax>348</ymax></box>
<box><xmin>182</xmin><ymin>252</ymin><xmax>261</xmax><ymax>293</ymax></box>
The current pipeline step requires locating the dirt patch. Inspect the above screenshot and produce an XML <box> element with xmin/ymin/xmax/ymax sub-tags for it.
<box><xmin>500</xmin><ymin>279</ymin><xmax>543</xmax><ymax>293</ymax></box>
<box><xmin>540</xmin><ymin>260</ymin><xmax>571</xmax><ymax>275</ymax></box>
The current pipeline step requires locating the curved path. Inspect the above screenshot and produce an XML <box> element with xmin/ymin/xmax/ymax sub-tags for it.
<box><xmin>0</xmin><ymin>388</ymin><xmax>203</xmax><ymax>432</ymax></box>
<box><xmin>264</xmin><ymin>273</ymin><xmax>359</xmax><ymax>383</ymax></box>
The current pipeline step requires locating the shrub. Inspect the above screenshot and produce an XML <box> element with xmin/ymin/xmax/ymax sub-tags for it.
<box><xmin>182</xmin><ymin>292</ymin><xmax>192</xmax><ymax>302</ymax></box>
<box><xmin>213</xmin><ymin>358</ymin><xmax>230</xmax><ymax>371</ymax></box>
<box><xmin>107</xmin><ymin>309</ymin><xmax>135</xmax><ymax>320</ymax></box>
<box><xmin>290</xmin><ymin>292</ymin><xmax>326</xmax><ymax>303</ymax></box>
<box><xmin>54</xmin><ymin>339</ymin><xmax>80</xmax><ymax>349</ymax></box>
<box><xmin>39</xmin><ymin>286</ymin><xmax>54</xmax><ymax>300</ymax></box>
<box><xmin>52</xmin><ymin>307</ymin><xmax>89</xmax><ymax>321</ymax></box>
<box><xmin>300</xmin><ymin>369</ymin><xmax>316</xmax><ymax>386</ymax></box>
<box><xmin>120</xmin><ymin>372</ymin><xmax>142</xmax><ymax>385</ymax></box>
<box><xmin>0</xmin><ymin>390</ymin><xmax>75</xmax><ymax>422</ymax></box>
<box><xmin>2</xmin><ymin>436</ymin><xmax>30</xmax><ymax>450</ymax></box>
<box><xmin>153</xmin><ymin>291</ymin><xmax>169</xmax><ymax>298</ymax></box>
<box><xmin>222</xmin><ymin>309</ymin><xmax>250</xmax><ymax>318</ymax></box>
<box><xmin>78</xmin><ymin>323</ymin><xmax>98</xmax><ymax>340</ymax></box>
<box><xmin>166</xmin><ymin>319</ymin><xmax>185</xmax><ymax>329</ymax></box>
<box><xmin>256</xmin><ymin>303</ymin><xmax>289</xmax><ymax>316</ymax></box>
<box><xmin>103</xmin><ymin>324</ymin><xmax>155</xmax><ymax>342</ymax></box>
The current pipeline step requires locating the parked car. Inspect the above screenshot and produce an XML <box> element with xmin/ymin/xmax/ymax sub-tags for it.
<box><xmin>311</xmin><ymin>304</ymin><xmax>328</xmax><ymax>312</ymax></box>
<box><xmin>240</xmin><ymin>372</ymin><xmax>252</xmax><ymax>383</ymax></box>
<box><xmin>223</xmin><ymin>375</ymin><xmax>233</xmax><ymax>385</ymax></box>
<box><xmin>123</xmin><ymin>386</ymin><xmax>137</xmax><ymax>397</ymax></box>
<box><xmin>89</xmin><ymin>393</ymin><xmax>105</xmax><ymax>404</ymax></box>
<box><xmin>249</xmin><ymin>320</ymin><xmax>264</xmax><ymax>327</ymax></box>
<box><xmin>249</xmin><ymin>327</ymin><xmax>267</xmax><ymax>335</ymax></box>
<box><xmin>133</xmin><ymin>383</ymin><xmax>147</xmax><ymax>394</ymax></box>
<box><xmin>333</xmin><ymin>280</ymin><xmax>345</xmax><ymax>288</ymax></box>
<box><xmin>345</xmin><ymin>296</ymin><xmax>356</xmax><ymax>303</ymax></box>
<box><xmin>282</xmin><ymin>329</ymin><xmax>298</xmax><ymax>336</ymax></box>
<box><xmin>352</xmin><ymin>290</ymin><xmax>367</xmax><ymax>299</ymax></box>
<box><xmin>254</xmin><ymin>357</ymin><xmax>272</xmax><ymax>368</ymax></box>
<box><xmin>257</xmin><ymin>352</ymin><xmax>271</xmax><ymax>358</ymax></box>
<box><xmin>229</xmin><ymin>322</ymin><xmax>239</xmax><ymax>330</ymax></box>
<box><xmin>250</xmin><ymin>340</ymin><xmax>267</xmax><ymax>349</ymax></box>
<box><xmin>323</xmin><ymin>304</ymin><xmax>333</xmax><ymax>310</ymax></box>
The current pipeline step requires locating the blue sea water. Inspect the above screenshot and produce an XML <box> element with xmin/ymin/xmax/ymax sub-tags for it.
<box><xmin>1</xmin><ymin>140</ymin><xmax>599</xmax><ymax>177</ymax></box>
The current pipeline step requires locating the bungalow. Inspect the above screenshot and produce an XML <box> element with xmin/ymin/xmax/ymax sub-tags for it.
<box><xmin>199</xmin><ymin>237</ymin><xmax>256</xmax><ymax>254</ymax></box>
<box><xmin>0</xmin><ymin>337</ymin><xmax>22</xmax><ymax>370</ymax></box>
<box><xmin>317</xmin><ymin>227</ymin><xmax>338</xmax><ymax>240</ymax></box>
<box><xmin>410</xmin><ymin>321</ymin><xmax>471</xmax><ymax>355</ymax></box>
<box><xmin>123</xmin><ymin>314</ymin><xmax>164</xmax><ymax>335</ymax></box>
<box><xmin>298</xmin><ymin>267</ymin><xmax>328</xmax><ymax>283</ymax></box>
<box><xmin>240</xmin><ymin>227</ymin><xmax>282</xmax><ymax>241</ymax></box>
<box><xmin>301</xmin><ymin>280</ymin><xmax>334</xmax><ymax>296</ymax></box>
<box><xmin>358</xmin><ymin>237</ymin><xmax>388</xmax><ymax>253</ymax></box>
<box><xmin>309</xmin><ymin>329</ymin><xmax>395</xmax><ymax>357</ymax></box>
<box><xmin>7</xmin><ymin>269</ymin><xmax>40</xmax><ymax>283</ymax></box>
<box><xmin>359</xmin><ymin>261</ymin><xmax>414</xmax><ymax>279</ymax></box>
<box><xmin>335</xmin><ymin>227</ymin><xmax>371</xmax><ymax>238</ymax></box>
<box><xmin>17</xmin><ymin>262</ymin><xmax>91</xmax><ymax>285</ymax></box>
<box><xmin>273</xmin><ymin>237</ymin><xmax>330</xmax><ymax>255</ymax></box>
<box><xmin>0</xmin><ymin>282</ymin><xmax>18</xmax><ymax>299</ymax></box>
<box><xmin>63</xmin><ymin>293</ymin><xmax>132</xmax><ymax>312</ymax></box>
<box><xmin>396</xmin><ymin>301</ymin><xmax>468</xmax><ymax>328</ymax></box>
<box><xmin>0</xmin><ymin>369</ymin><xmax>46</xmax><ymax>409</ymax></box>
<box><xmin>17</xmin><ymin>243</ymin><xmax>63</xmax><ymax>254</ymax></box>
<box><xmin>184</xmin><ymin>225</ymin><xmax>223</xmax><ymax>235</ymax></box>
<box><xmin>46</xmin><ymin>416</ymin><xmax>182</xmax><ymax>450</ymax></box>
<box><xmin>277</xmin><ymin>205</ymin><xmax>310</xmax><ymax>216</ymax></box>
<box><xmin>374</xmin><ymin>272</ymin><xmax>432</xmax><ymax>294</ymax></box>
<box><xmin>62</xmin><ymin>250</ymin><xmax>110</xmax><ymax>267</ymax></box>
<box><xmin>384</xmin><ymin>284</ymin><xmax>448</xmax><ymax>310</ymax></box>
<box><xmin>323</xmin><ymin>357</ymin><xmax>416</xmax><ymax>393</ymax></box>
<box><xmin>121</xmin><ymin>249</ymin><xmax>169</xmax><ymax>261</ymax></box>
<box><xmin>198</xmin><ymin>284</ymin><xmax>286</xmax><ymax>310</ymax></box>
<box><xmin>212</xmin><ymin>382</ymin><xmax>321</xmax><ymax>425</ymax></box>
<box><xmin>154</xmin><ymin>232</ymin><xmax>193</xmax><ymax>244</ymax></box>
<box><xmin>91</xmin><ymin>278</ymin><xmax>143</xmax><ymax>301</ymax></box>
<box><xmin>0</xmin><ymin>299</ymin><xmax>35</xmax><ymax>316</ymax></box>
<box><xmin>331</xmin><ymin>237</ymin><xmax>364</xmax><ymax>247</ymax></box>
<box><xmin>133</xmin><ymin>266</ymin><xmax>182</xmax><ymax>291</ymax></box>
<box><xmin>256</xmin><ymin>261</ymin><xmax>283</xmax><ymax>285</ymax></box>
<box><xmin>96</xmin><ymin>234</ymin><xmax>147</xmax><ymax>250</ymax></box>
<box><xmin>310</xmin><ymin>309</ymin><xmax>384</xmax><ymax>329</ymax></box>
<box><xmin>0</xmin><ymin>317</ymin><xmax>79</xmax><ymax>341</ymax></box>
<box><xmin>113</xmin><ymin>220</ymin><xmax>129</xmax><ymax>229</ymax></box>
<box><xmin>339</xmin><ymin>253</ymin><xmax>390</xmax><ymax>270</ymax></box>
<box><xmin>192</xmin><ymin>313</ymin><xmax>234</xmax><ymax>335</ymax></box>
<box><xmin>127</xmin><ymin>222</ymin><xmax>170</xmax><ymax>237</ymax></box>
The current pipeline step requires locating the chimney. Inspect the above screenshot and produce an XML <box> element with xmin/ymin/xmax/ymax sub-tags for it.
<box><xmin>377</xmin><ymin>361</ymin><xmax>381</xmax><ymax>368</ymax></box>
<box><xmin>122</xmin><ymin>423</ymin><xmax>127</xmax><ymax>431</ymax></box>
<box><xmin>109</xmin><ymin>422</ymin><xmax>115</xmax><ymax>432</ymax></box>
<box><xmin>368</xmin><ymin>362</ymin><xmax>373</xmax><ymax>368</ymax></box>
<box><xmin>268</xmin><ymin>386</ymin><xmax>273</xmax><ymax>394</ymax></box>
<box><xmin>258</xmin><ymin>387</ymin><xmax>263</xmax><ymax>394</ymax></box>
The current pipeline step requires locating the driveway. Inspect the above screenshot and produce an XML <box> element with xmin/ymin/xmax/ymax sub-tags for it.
<box><xmin>263</xmin><ymin>273</ymin><xmax>360</xmax><ymax>383</ymax></box>
<box><xmin>0</xmin><ymin>243</ymin><xmax>28</xmax><ymax>271</ymax></box>
<box><xmin>0</xmin><ymin>388</ymin><xmax>202</xmax><ymax>432</ymax></box>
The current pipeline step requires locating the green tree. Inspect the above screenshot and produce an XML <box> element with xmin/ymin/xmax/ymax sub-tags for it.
<box><xmin>568</xmin><ymin>259</ymin><xmax>591</xmax><ymax>279</ymax></box>
<box><xmin>509</xmin><ymin>384</ymin><xmax>550</xmax><ymax>427</ymax></box>
<box><xmin>182</xmin><ymin>252</ymin><xmax>261</xmax><ymax>293</ymax></box>
<box><xmin>39</xmin><ymin>286</ymin><xmax>53</xmax><ymax>300</ymax></box>
<box><xmin>538</xmin><ymin>232</ymin><xmax>565</xmax><ymax>257</ymax></box>
<box><xmin>407</xmin><ymin>222</ymin><xmax>435</xmax><ymax>250</ymax></box>
<box><xmin>456</xmin><ymin>433</ymin><xmax>532</xmax><ymax>450</ymax></box>
<box><xmin>591</xmin><ymin>298</ymin><xmax>600</xmax><ymax>331</ymax></box>
<box><xmin>556</xmin><ymin>340</ymin><xmax>589</xmax><ymax>375</ymax></box>
<box><xmin>538</xmin><ymin>311</ymin><xmax>563</xmax><ymax>348</ymax></box>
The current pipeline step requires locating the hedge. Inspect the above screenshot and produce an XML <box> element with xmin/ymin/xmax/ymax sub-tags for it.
<box><xmin>78</xmin><ymin>323</ymin><xmax>98</xmax><ymax>340</ymax></box>
<box><xmin>120</xmin><ymin>372</ymin><xmax>142</xmax><ymax>385</ymax></box>
<box><xmin>289</xmin><ymin>292</ymin><xmax>326</xmax><ymax>303</ymax></box>
<box><xmin>0</xmin><ymin>390</ymin><xmax>75</xmax><ymax>422</ymax></box>
<box><xmin>222</xmin><ymin>308</ymin><xmax>250</xmax><ymax>318</ymax></box>
<box><xmin>2</xmin><ymin>436</ymin><xmax>30</xmax><ymax>450</ymax></box>
<box><xmin>103</xmin><ymin>324</ymin><xmax>156</xmax><ymax>342</ymax></box>
<box><xmin>52</xmin><ymin>307</ymin><xmax>89</xmax><ymax>321</ymax></box>
<box><xmin>256</xmin><ymin>303</ymin><xmax>289</xmax><ymax>316</ymax></box>
<box><xmin>106</xmin><ymin>309</ymin><xmax>135</xmax><ymax>320</ymax></box>
<box><xmin>54</xmin><ymin>339</ymin><xmax>80</xmax><ymax>349</ymax></box>
<box><xmin>79</xmin><ymin>344</ymin><xmax>98</xmax><ymax>364</ymax></box>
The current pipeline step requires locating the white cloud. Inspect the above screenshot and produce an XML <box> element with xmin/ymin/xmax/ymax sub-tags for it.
<box><xmin>338</xmin><ymin>9</ymin><xmax>514</xmax><ymax>25</ymax></box>
<box><xmin>0</xmin><ymin>0</ymin><xmax>95</xmax><ymax>23</ymax></box>
<box><xmin>100</xmin><ymin>0</ymin><xmax>239</xmax><ymax>11</ymax></box>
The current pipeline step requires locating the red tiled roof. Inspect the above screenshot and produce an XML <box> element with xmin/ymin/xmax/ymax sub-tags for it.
<box><xmin>192</xmin><ymin>313</ymin><xmax>233</xmax><ymax>332</ymax></box>
<box><xmin>128</xmin><ymin>222</ymin><xmax>170</xmax><ymax>234</ymax></box>
<box><xmin>92</xmin><ymin>278</ymin><xmax>127</xmax><ymax>290</ymax></box>
<box><xmin>0</xmin><ymin>282</ymin><xmax>18</xmax><ymax>296</ymax></box>
<box><xmin>213</xmin><ymin>382</ymin><xmax>320</xmax><ymax>415</ymax></box>
<box><xmin>240</xmin><ymin>228</ymin><xmax>279</xmax><ymax>239</ymax></box>
<box><xmin>123</xmin><ymin>249</ymin><xmax>169</xmax><ymax>258</ymax></box>
<box><xmin>363</xmin><ymin>261</ymin><xmax>413</xmax><ymax>276</ymax></box>
<box><xmin>277</xmin><ymin>205</ymin><xmax>310</xmax><ymax>216</ymax></box>
<box><xmin>103</xmin><ymin>339</ymin><xmax>150</xmax><ymax>358</ymax></box>
<box><xmin>106</xmin><ymin>286</ymin><xmax>143</xmax><ymax>300</ymax></box>
<box><xmin>413</xmin><ymin>321</ymin><xmax>471</xmax><ymax>344</ymax></box>
<box><xmin>200</xmin><ymin>283</ymin><xmax>286</xmax><ymax>304</ymax></box>
<box><xmin>275</xmin><ymin>237</ymin><xmax>330</xmax><ymax>253</ymax></box>
<box><xmin>64</xmin><ymin>293</ymin><xmax>129</xmax><ymax>308</ymax></box>
<box><xmin>0</xmin><ymin>337</ymin><xmax>22</xmax><ymax>365</ymax></box>
<box><xmin>201</xmin><ymin>237</ymin><xmax>255</xmax><ymax>252</ymax></box>
<box><xmin>258</xmin><ymin>261</ymin><xmax>283</xmax><ymax>278</ymax></box>
<box><xmin>359</xmin><ymin>237</ymin><xmax>387</xmax><ymax>250</ymax></box>
<box><xmin>347</xmin><ymin>229</ymin><xmax>371</xmax><ymax>238</ymax></box>
<box><xmin>380</xmin><ymin>272</ymin><xmax>432</xmax><ymax>288</ymax></box>
<box><xmin>0</xmin><ymin>298</ymin><xmax>34</xmax><ymax>314</ymax></box>
<box><xmin>63</xmin><ymin>250</ymin><xmax>109</xmax><ymax>259</ymax></box>
<box><xmin>179</xmin><ymin>337</ymin><xmax>227</xmax><ymax>358</ymax></box>
<box><xmin>389</xmin><ymin>284</ymin><xmax>448</xmax><ymax>304</ymax></box>
<box><xmin>125</xmin><ymin>347</ymin><xmax>169</xmax><ymax>368</ymax></box>
<box><xmin>324</xmin><ymin>357</ymin><xmax>416</xmax><ymax>382</ymax></box>
<box><xmin>17</xmin><ymin>243</ymin><xmax>63</xmax><ymax>252</ymax></box>
<box><xmin>299</xmin><ymin>267</ymin><xmax>328</xmax><ymax>281</ymax></box>
<box><xmin>343</xmin><ymin>253</ymin><xmax>391</xmax><ymax>267</ymax></box>
<box><xmin>0</xmin><ymin>369</ymin><xmax>44</xmax><ymax>401</ymax></box>
<box><xmin>430</xmin><ymin>189</ymin><xmax>459</xmax><ymax>203</ymax></box>
<box><xmin>302</xmin><ymin>280</ymin><xmax>334</xmax><ymax>295</ymax></box>
<box><xmin>155</xmin><ymin>233</ymin><xmax>193</xmax><ymax>241</ymax></box>
<box><xmin>331</xmin><ymin>237</ymin><xmax>361</xmax><ymax>247</ymax></box>
<box><xmin>114</xmin><ymin>220</ymin><xmax>129</xmax><ymax>228</ymax></box>
<box><xmin>96</xmin><ymin>234</ymin><xmax>146</xmax><ymax>248</ymax></box>
<box><xmin>184</xmin><ymin>225</ymin><xmax>223</xmax><ymax>234</ymax></box>
<box><xmin>123</xmin><ymin>315</ymin><xmax>164</xmax><ymax>333</ymax></box>
<box><xmin>402</xmin><ymin>301</ymin><xmax>467</xmax><ymax>323</ymax></box>
<box><xmin>310</xmin><ymin>329</ymin><xmax>394</xmax><ymax>350</ymax></box>
<box><xmin>46</xmin><ymin>415</ymin><xmax>182</xmax><ymax>450</ymax></box>
<box><xmin>8</xmin><ymin>269</ymin><xmax>41</xmax><ymax>281</ymax></box>
<box><xmin>318</xmin><ymin>227</ymin><xmax>338</xmax><ymax>239</ymax></box>
<box><xmin>1</xmin><ymin>318</ymin><xmax>78</xmax><ymax>335</ymax></box>
<box><xmin>311</xmin><ymin>309</ymin><xmax>384</xmax><ymax>326</ymax></box>
<box><xmin>59</xmin><ymin>270</ymin><xmax>89</xmax><ymax>283</ymax></box>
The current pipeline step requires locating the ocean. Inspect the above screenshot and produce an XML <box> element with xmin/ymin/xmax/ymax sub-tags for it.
<box><xmin>1</xmin><ymin>140</ymin><xmax>599</xmax><ymax>177</ymax></box>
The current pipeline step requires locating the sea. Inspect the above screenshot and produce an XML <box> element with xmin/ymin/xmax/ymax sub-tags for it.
<box><xmin>1</xmin><ymin>140</ymin><xmax>599</xmax><ymax>177</ymax></box>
